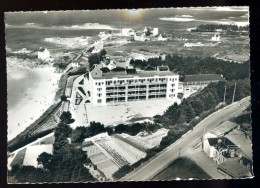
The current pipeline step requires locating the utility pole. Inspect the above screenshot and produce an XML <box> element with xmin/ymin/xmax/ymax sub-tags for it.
<box><xmin>223</xmin><ymin>86</ymin><xmax>227</xmax><ymax>103</ymax></box>
<box><xmin>232</xmin><ymin>82</ymin><xmax>237</xmax><ymax>103</ymax></box>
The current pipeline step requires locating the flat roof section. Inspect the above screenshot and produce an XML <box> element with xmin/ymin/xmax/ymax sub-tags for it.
<box><xmin>210</xmin><ymin>121</ymin><xmax>238</xmax><ymax>137</ymax></box>
<box><xmin>184</xmin><ymin>74</ymin><xmax>225</xmax><ymax>82</ymax></box>
<box><xmin>218</xmin><ymin>160</ymin><xmax>252</xmax><ymax>178</ymax></box>
<box><xmin>93</xmin><ymin>70</ymin><xmax>177</xmax><ymax>80</ymax></box>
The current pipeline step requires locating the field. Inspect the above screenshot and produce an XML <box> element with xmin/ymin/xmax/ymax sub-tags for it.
<box><xmin>151</xmin><ymin>157</ymin><xmax>211</xmax><ymax>180</ymax></box>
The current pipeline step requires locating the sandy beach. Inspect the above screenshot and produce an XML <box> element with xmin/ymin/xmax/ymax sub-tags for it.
<box><xmin>7</xmin><ymin>59</ymin><xmax>61</xmax><ymax>141</ymax></box>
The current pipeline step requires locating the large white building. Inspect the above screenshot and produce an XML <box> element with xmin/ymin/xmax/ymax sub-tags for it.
<box><xmin>84</xmin><ymin>65</ymin><xmax>180</xmax><ymax>105</ymax></box>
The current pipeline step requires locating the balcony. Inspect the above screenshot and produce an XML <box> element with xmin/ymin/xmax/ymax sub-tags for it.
<box><xmin>148</xmin><ymin>92</ymin><xmax>166</xmax><ymax>95</ymax></box>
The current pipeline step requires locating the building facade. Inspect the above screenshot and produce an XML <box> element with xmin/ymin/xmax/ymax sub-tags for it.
<box><xmin>203</xmin><ymin>137</ymin><xmax>239</xmax><ymax>165</ymax></box>
<box><xmin>84</xmin><ymin>65</ymin><xmax>180</xmax><ymax>105</ymax></box>
<box><xmin>182</xmin><ymin>74</ymin><xmax>225</xmax><ymax>98</ymax></box>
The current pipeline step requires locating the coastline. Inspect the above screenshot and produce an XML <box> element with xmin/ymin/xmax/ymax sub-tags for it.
<box><xmin>7</xmin><ymin>58</ymin><xmax>62</xmax><ymax>141</ymax></box>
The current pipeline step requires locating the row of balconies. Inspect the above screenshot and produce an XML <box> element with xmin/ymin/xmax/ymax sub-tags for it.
<box><xmin>149</xmin><ymin>92</ymin><xmax>166</xmax><ymax>95</ymax></box>
<box><xmin>106</xmin><ymin>81</ymin><xmax>169</xmax><ymax>86</ymax></box>
<box><xmin>106</xmin><ymin>87</ymin><xmax>167</xmax><ymax>93</ymax></box>
<box><xmin>149</xmin><ymin>87</ymin><xmax>167</xmax><ymax>90</ymax></box>
<box><xmin>106</xmin><ymin>91</ymin><xmax>166</xmax><ymax>98</ymax></box>
<box><xmin>106</xmin><ymin>94</ymin><xmax>167</xmax><ymax>103</ymax></box>
<box><xmin>184</xmin><ymin>82</ymin><xmax>208</xmax><ymax>86</ymax></box>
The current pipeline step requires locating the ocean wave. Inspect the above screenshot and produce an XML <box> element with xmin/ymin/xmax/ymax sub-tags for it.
<box><xmin>44</xmin><ymin>36</ymin><xmax>90</xmax><ymax>48</ymax></box>
<box><xmin>241</xmin><ymin>13</ymin><xmax>249</xmax><ymax>18</ymax></box>
<box><xmin>159</xmin><ymin>17</ymin><xmax>195</xmax><ymax>22</ymax></box>
<box><xmin>177</xmin><ymin>15</ymin><xmax>193</xmax><ymax>18</ymax></box>
<box><xmin>63</xmin><ymin>23</ymin><xmax>118</xmax><ymax>30</ymax></box>
<box><xmin>221</xmin><ymin>18</ymin><xmax>231</xmax><ymax>21</ymax></box>
<box><xmin>26</xmin><ymin>22</ymin><xmax>36</xmax><ymax>25</ymax></box>
<box><xmin>5</xmin><ymin>23</ymin><xmax>14</xmax><ymax>28</ymax></box>
<box><xmin>6</xmin><ymin>22</ymin><xmax>118</xmax><ymax>30</ymax></box>
<box><xmin>199</xmin><ymin>20</ymin><xmax>249</xmax><ymax>27</ymax></box>
<box><xmin>13</xmin><ymin>48</ymin><xmax>31</xmax><ymax>54</ymax></box>
<box><xmin>214</xmin><ymin>7</ymin><xmax>248</xmax><ymax>12</ymax></box>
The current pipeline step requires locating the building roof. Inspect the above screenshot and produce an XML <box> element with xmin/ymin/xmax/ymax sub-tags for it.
<box><xmin>207</xmin><ymin>137</ymin><xmax>236</xmax><ymax>147</ymax></box>
<box><xmin>217</xmin><ymin>160</ymin><xmax>252</xmax><ymax>178</ymax></box>
<box><xmin>157</xmin><ymin>66</ymin><xmax>169</xmax><ymax>71</ymax></box>
<box><xmin>93</xmin><ymin>69</ymin><xmax>177</xmax><ymax>80</ymax></box>
<box><xmin>207</xmin><ymin>137</ymin><xmax>238</xmax><ymax>158</ymax></box>
<box><xmin>240</xmin><ymin>156</ymin><xmax>252</xmax><ymax>166</ymax></box>
<box><xmin>183</xmin><ymin>74</ymin><xmax>225</xmax><ymax>82</ymax></box>
<box><xmin>38</xmin><ymin>47</ymin><xmax>47</xmax><ymax>52</ymax></box>
<box><xmin>144</xmin><ymin>65</ymin><xmax>156</xmax><ymax>71</ymax></box>
<box><xmin>210</xmin><ymin>121</ymin><xmax>238</xmax><ymax>137</ymax></box>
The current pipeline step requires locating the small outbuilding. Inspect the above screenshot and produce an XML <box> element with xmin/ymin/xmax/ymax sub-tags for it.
<box><xmin>38</xmin><ymin>47</ymin><xmax>50</xmax><ymax>60</ymax></box>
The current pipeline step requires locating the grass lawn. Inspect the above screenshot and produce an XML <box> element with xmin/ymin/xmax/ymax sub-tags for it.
<box><xmin>152</xmin><ymin>157</ymin><xmax>211</xmax><ymax>180</ymax></box>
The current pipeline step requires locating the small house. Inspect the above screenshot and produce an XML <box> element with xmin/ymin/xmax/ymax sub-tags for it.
<box><xmin>211</xmin><ymin>34</ymin><xmax>221</xmax><ymax>41</ymax></box>
<box><xmin>38</xmin><ymin>47</ymin><xmax>50</xmax><ymax>60</ymax></box>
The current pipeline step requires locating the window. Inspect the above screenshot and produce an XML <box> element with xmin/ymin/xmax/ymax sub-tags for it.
<box><xmin>97</xmin><ymin>99</ymin><xmax>102</xmax><ymax>103</ymax></box>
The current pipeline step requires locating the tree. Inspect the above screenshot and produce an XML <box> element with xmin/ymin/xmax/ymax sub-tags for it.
<box><xmin>114</xmin><ymin>124</ymin><xmax>128</xmax><ymax>134</ymax></box>
<box><xmin>88</xmin><ymin>49</ymin><xmax>107</xmax><ymax>69</ymax></box>
<box><xmin>88</xmin><ymin>53</ymin><xmax>99</xmax><ymax>69</ymax></box>
<box><xmin>88</xmin><ymin>121</ymin><xmax>105</xmax><ymax>136</ymax></box>
<box><xmin>54</xmin><ymin>122</ymin><xmax>73</xmax><ymax>150</ymax></box>
<box><xmin>112</xmin><ymin>165</ymin><xmax>133</xmax><ymax>179</ymax></box>
<box><xmin>60</xmin><ymin>95</ymin><xmax>67</xmax><ymax>102</ymax></box>
<box><xmin>185</xmin><ymin>104</ymin><xmax>196</xmax><ymax>122</ymax></box>
<box><xmin>37</xmin><ymin>152</ymin><xmax>53</xmax><ymax>169</ymax></box>
<box><xmin>71</xmin><ymin>126</ymin><xmax>87</xmax><ymax>143</ymax></box>
<box><xmin>177</xmin><ymin>108</ymin><xmax>187</xmax><ymax>124</ymax></box>
<box><xmin>60</xmin><ymin>111</ymin><xmax>74</xmax><ymax>124</ymax></box>
<box><xmin>99</xmin><ymin>49</ymin><xmax>107</xmax><ymax>58</ymax></box>
<box><xmin>105</xmin><ymin>126</ymin><xmax>114</xmax><ymax>135</ymax></box>
<box><xmin>216</xmin><ymin>68</ymin><xmax>222</xmax><ymax>75</ymax></box>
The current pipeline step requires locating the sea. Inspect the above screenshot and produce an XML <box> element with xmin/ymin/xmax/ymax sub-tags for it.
<box><xmin>5</xmin><ymin>8</ymin><xmax>249</xmax><ymax>51</ymax></box>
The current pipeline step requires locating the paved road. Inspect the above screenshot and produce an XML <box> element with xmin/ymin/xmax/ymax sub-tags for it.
<box><xmin>121</xmin><ymin>97</ymin><xmax>250</xmax><ymax>181</ymax></box>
